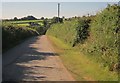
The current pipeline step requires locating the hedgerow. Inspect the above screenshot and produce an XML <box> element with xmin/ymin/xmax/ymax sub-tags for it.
<box><xmin>2</xmin><ymin>23</ymin><xmax>39</xmax><ymax>52</ymax></box>
<box><xmin>47</xmin><ymin>4</ymin><xmax>120</xmax><ymax>71</ymax></box>
<box><xmin>80</xmin><ymin>4</ymin><xmax>120</xmax><ymax>71</ymax></box>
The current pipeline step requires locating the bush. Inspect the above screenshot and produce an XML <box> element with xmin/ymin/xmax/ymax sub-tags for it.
<box><xmin>81</xmin><ymin>4</ymin><xmax>120</xmax><ymax>71</ymax></box>
<box><xmin>47</xmin><ymin>19</ymin><xmax>78</xmax><ymax>46</ymax></box>
<box><xmin>47</xmin><ymin>17</ymin><xmax>92</xmax><ymax>47</ymax></box>
<box><xmin>47</xmin><ymin>4</ymin><xmax>120</xmax><ymax>71</ymax></box>
<box><xmin>51</xmin><ymin>17</ymin><xmax>63</xmax><ymax>24</ymax></box>
<box><xmin>74</xmin><ymin>16</ymin><xmax>92</xmax><ymax>45</ymax></box>
<box><xmin>30</xmin><ymin>26</ymin><xmax>46</xmax><ymax>35</ymax></box>
<box><xmin>2</xmin><ymin>23</ymin><xmax>39</xmax><ymax>52</ymax></box>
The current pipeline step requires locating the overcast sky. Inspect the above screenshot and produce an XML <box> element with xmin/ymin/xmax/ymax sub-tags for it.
<box><xmin>2</xmin><ymin>2</ymin><xmax>118</xmax><ymax>19</ymax></box>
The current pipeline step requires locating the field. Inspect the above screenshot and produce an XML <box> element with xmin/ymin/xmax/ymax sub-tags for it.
<box><xmin>6</xmin><ymin>20</ymin><xmax>44</xmax><ymax>27</ymax></box>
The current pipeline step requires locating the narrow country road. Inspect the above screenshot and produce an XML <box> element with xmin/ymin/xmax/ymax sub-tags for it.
<box><xmin>3</xmin><ymin>35</ymin><xmax>75</xmax><ymax>81</ymax></box>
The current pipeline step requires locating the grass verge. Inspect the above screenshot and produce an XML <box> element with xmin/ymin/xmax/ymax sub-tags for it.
<box><xmin>47</xmin><ymin>35</ymin><xmax>118</xmax><ymax>81</ymax></box>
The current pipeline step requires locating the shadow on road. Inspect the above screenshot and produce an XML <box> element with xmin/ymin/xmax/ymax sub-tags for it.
<box><xmin>2</xmin><ymin>36</ymin><xmax>59</xmax><ymax>82</ymax></box>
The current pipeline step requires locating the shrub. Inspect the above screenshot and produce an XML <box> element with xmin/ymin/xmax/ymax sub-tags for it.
<box><xmin>74</xmin><ymin>16</ymin><xmax>92</xmax><ymax>45</ymax></box>
<box><xmin>47</xmin><ymin>17</ymin><xmax>92</xmax><ymax>47</ymax></box>
<box><xmin>51</xmin><ymin>17</ymin><xmax>63</xmax><ymax>24</ymax></box>
<box><xmin>2</xmin><ymin>23</ymin><xmax>39</xmax><ymax>52</ymax></box>
<box><xmin>47</xmin><ymin>4</ymin><xmax>120</xmax><ymax>71</ymax></box>
<box><xmin>47</xmin><ymin>19</ymin><xmax>78</xmax><ymax>46</ymax></box>
<box><xmin>81</xmin><ymin>4</ymin><xmax>120</xmax><ymax>71</ymax></box>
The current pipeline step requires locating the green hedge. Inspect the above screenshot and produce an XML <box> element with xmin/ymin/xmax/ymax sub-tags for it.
<box><xmin>47</xmin><ymin>19</ymin><xmax>79</xmax><ymax>46</ymax></box>
<box><xmin>80</xmin><ymin>4</ymin><xmax>119</xmax><ymax>71</ymax></box>
<box><xmin>2</xmin><ymin>23</ymin><xmax>39</xmax><ymax>52</ymax></box>
<box><xmin>47</xmin><ymin>4</ymin><xmax>119</xmax><ymax>71</ymax></box>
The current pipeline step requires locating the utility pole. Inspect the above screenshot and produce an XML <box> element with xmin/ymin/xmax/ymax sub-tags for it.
<box><xmin>58</xmin><ymin>3</ymin><xmax>60</xmax><ymax>22</ymax></box>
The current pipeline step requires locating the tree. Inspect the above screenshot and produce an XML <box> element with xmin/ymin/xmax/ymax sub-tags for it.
<box><xmin>62</xmin><ymin>16</ymin><xmax>65</xmax><ymax>19</ymax></box>
<box><xmin>14</xmin><ymin>17</ymin><xmax>18</xmax><ymax>21</ymax></box>
<box><xmin>51</xmin><ymin>17</ymin><xmax>63</xmax><ymax>24</ymax></box>
<box><xmin>41</xmin><ymin>17</ymin><xmax>44</xmax><ymax>20</ymax></box>
<box><xmin>43</xmin><ymin>19</ymin><xmax>48</xmax><ymax>27</ymax></box>
<box><xmin>59</xmin><ymin>18</ymin><xmax>63</xmax><ymax>23</ymax></box>
<box><xmin>20</xmin><ymin>15</ymin><xmax>37</xmax><ymax>20</ymax></box>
